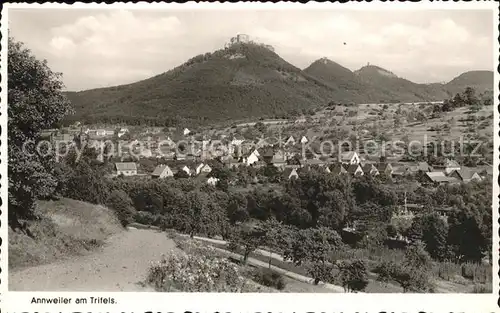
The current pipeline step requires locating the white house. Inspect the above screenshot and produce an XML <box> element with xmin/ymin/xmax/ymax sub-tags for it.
<box><xmin>115</xmin><ymin>162</ymin><xmax>137</xmax><ymax>176</ymax></box>
<box><xmin>444</xmin><ymin>159</ymin><xmax>461</xmax><ymax>175</ymax></box>
<box><xmin>95</xmin><ymin>129</ymin><xmax>107</xmax><ymax>137</ymax></box>
<box><xmin>449</xmin><ymin>169</ymin><xmax>482</xmax><ymax>183</ymax></box>
<box><xmin>181</xmin><ymin>165</ymin><xmax>192</xmax><ymax>176</ymax></box>
<box><xmin>183</xmin><ymin>128</ymin><xmax>191</xmax><ymax>136</ymax></box>
<box><xmin>207</xmin><ymin>177</ymin><xmax>219</xmax><ymax>186</ymax></box>
<box><xmin>300</xmin><ymin>136</ymin><xmax>309</xmax><ymax>144</ymax></box>
<box><xmin>339</xmin><ymin>151</ymin><xmax>360</xmax><ymax>165</ymax></box>
<box><xmin>117</xmin><ymin>128</ymin><xmax>129</xmax><ymax>138</ymax></box>
<box><xmin>285</xmin><ymin>136</ymin><xmax>296</xmax><ymax>146</ymax></box>
<box><xmin>151</xmin><ymin>165</ymin><xmax>174</xmax><ymax>179</ymax></box>
<box><xmin>283</xmin><ymin>168</ymin><xmax>299</xmax><ymax>180</ymax></box>
<box><xmin>346</xmin><ymin>164</ymin><xmax>364</xmax><ymax>176</ymax></box>
<box><xmin>242</xmin><ymin>149</ymin><xmax>260</xmax><ymax>166</ymax></box>
<box><xmin>196</xmin><ymin>163</ymin><xmax>212</xmax><ymax>175</ymax></box>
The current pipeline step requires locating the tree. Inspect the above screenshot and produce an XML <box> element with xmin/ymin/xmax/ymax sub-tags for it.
<box><xmin>228</xmin><ymin>224</ymin><xmax>266</xmax><ymax>264</ymax></box>
<box><xmin>441</xmin><ymin>99</ymin><xmax>452</xmax><ymax>112</ymax></box>
<box><xmin>419</xmin><ymin>213</ymin><xmax>448</xmax><ymax>261</ymax></box>
<box><xmin>375</xmin><ymin>260</ymin><xmax>432</xmax><ymax>293</ymax></box>
<box><xmin>64</xmin><ymin>159</ymin><xmax>110</xmax><ymax>205</ymax></box>
<box><xmin>283</xmin><ymin>227</ymin><xmax>343</xmax><ymax>285</ymax></box>
<box><xmin>262</xmin><ymin>217</ymin><xmax>283</xmax><ymax>268</ymax></box>
<box><xmin>463</xmin><ymin>87</ymin><xmax>479</xmax><ymax>107</ymax></box>
<box><xmin>227</xmin><ymin>192</ymin><xmax>249</xmax><ymax>224</ymax></box>
<box><xmin>404</xmin><ymin>241</ymin><xmax>432</xmax><ymax>270</ymax></box>
<box><xmin>8</xmin><ymin>37</ymin><xmax>73</xmax><ymax>225</ymax></box>
<box><xmin>337</xmin><ymin>259</ymin><xmax>369</xmax><ymax>292</ymax></box>
<box><xmin>106</xmin><ymin>190</ymin><xmax>136</xmax><ymax>226</ymax></box>
<box><xmin>254</xmin><ymin>122</ymin><xmax>267</xmax><ymax>134</ymax></box>
<box><xmin>391</xmin><ymin>264</ymin><xmax>432</xmax><ymax>293</ymax></box>
<box><xmin>184</xmin><ymin>191</ymin><xmax>211</xmax><ymax>238</ymax></box>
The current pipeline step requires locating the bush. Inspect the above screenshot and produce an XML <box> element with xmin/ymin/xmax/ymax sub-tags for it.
<box><xmin>252</xmin><ymin>268</ymin><xmax>286</xmax><ymax>290</ymax></box>
<box><xmin>134</xmin><ymin>211</ymin><xmax>156</xmax><ymax>225</ymax></box>
<box><xmin>106</xmin><ymin>190</ymin><xmax>136</xmax><ymax>226</ymax></box>
<box><xmin>337</xmin><ymin>259</ymin><xmax>369</xmax><ymax>292</ymax></box>
<box><xmin>374</xmin><ymin>260</ymin><xmax>433</xmax><ymax>293</ymax></box>
<box><xmin>147</xmin><ymin>251</ymin><xmax>249</xmax><ymax>292</ymax></box>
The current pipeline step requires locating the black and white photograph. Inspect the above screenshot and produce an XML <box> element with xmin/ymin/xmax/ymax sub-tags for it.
<box><xmin>1</xmin><ymin>2</ymin><xmax>498</xmax><ymax>306</ymax></box>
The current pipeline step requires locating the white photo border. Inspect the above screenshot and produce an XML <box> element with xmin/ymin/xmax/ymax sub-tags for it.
<box><xmin>0</xmin><ymin>1</ymin><xmax>499</xmax><ymax>312</ymax></box>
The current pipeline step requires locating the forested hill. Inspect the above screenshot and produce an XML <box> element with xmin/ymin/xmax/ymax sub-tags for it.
<box><xmin>64</xmin><ymin>45</ymin><xmax>494</xmax><ymax>127</ymax></box>
<box><xmin>64</xmin><ymin>43</ymin><xmax>337</xmax><ymax>127</ymax></box>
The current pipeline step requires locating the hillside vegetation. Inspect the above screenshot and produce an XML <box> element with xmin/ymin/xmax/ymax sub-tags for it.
<box><xmin>64</xmin><ymin>45</ymin><xmax>494</xmax><ymax>127</ymax></box>
<box><xmin>445</xmin><ymin>70</ymin><xmax>494</xmax><ymax>96</ymax></box>
<box><xmin>9</xmin><ymin>198</ymin><xmax>122</xmax><ymax>270</ymax></box>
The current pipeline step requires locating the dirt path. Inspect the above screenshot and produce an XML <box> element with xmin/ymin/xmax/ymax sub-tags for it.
<box><xmin>9</xmin><ymin>228</ymin><xmax>176</xmax><ymax>291</ymax></box>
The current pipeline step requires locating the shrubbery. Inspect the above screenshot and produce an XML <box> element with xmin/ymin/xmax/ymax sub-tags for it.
<box><xmin>337</xmin><ymin>259</ymin><xmax>369</xmax><ymax>292</ymax></box>
<box><xmin>106</xmin><ymin>190</ymin><xmax>136</xmax><ymax>226</ymax></box>
<box><xmin>147</xmin><ymin>251</ymin><xmax>247</xmax><ymax>292</ymax></box>
<box><xmin>251</xmin><ymin>268</ymin><xmax>286</xmax><ymax>290</ymax></box>
<box><xmin>147</xmin><ymin>240</ymin><xmax>256</xmax><ymax>292</ymax></box>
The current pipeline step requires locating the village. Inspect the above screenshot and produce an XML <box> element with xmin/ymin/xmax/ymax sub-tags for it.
<box><xmin>40</xmin><ymin>98</ymin><xmax>493</xmax><ymax>189</ymax></box>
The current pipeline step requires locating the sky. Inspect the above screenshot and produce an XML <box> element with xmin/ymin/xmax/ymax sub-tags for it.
<box><xmin>8</xmin><ymin>8</ymin><xmax>495</xmax><ymax>91</ymax></box>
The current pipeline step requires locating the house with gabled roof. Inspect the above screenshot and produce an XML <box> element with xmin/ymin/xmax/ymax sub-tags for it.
<box><xmin>330</xmin><ymin>163</ymin><xmax>348</xmax><ymax>175</ymax></box>
<box><xmin>285</xmin><ymin>136</ymin><xmax>296</xmax><ymax>146</ymax></box>
<box><xmin>300</xmin><ymin>136</ymin><xmax>309</xmax><ymax>144</ymax></box>
<box><xmin>151</xmin><ymin>164</ymin><xmax>174</xmax><ymax>179</ymax></box>
<box><xmin>339</xmin><ymin>151</ymin><xmax>360</xmax><ymax>165</ymax></box>
<box><xmin>241</xmin><ymin>149</ymin><xmax>260</xmax><ymax>166</ymax></box>
<box><xmin>283</xmin><ymin>168</ymin><xmax>299</xmax><ymax>180</ymax></box>
<box><xmin>195</xmin><ymin>163</ymin><xmax>212</xmax><ymax>175</ymax></box>
<box><xmin>115</xmin><ymin>162</ymin><xmax>138</xmax><ymax>176</ymax></box>
<box><xmin>181</xmin><ymin>165</ymin><xmax>193</xmax><ymax>176</ymax></box>
<box><xmin>407</xmin><ymin>161</ymin><xmax>433</xmax><ymax>174</ymax></box>
<box><xmin>433</xmin><ymin>158</ymin><xmax>461</xmax><ymax>174</ymax></box>
<box><xmin>271</xmin><ymin>150</ymin><xmax>287</xmax><ymax>169</ymax></box>
<box><xmin>392</xmin><ymin>164</ymin><xmax>410</xmax><ymax>177</ymax></box>
<box><xmin>259</xmin><ymin>147</ymin><xmax>275</xmax><ymax>164</ymax></box>
<box><xmin>376</xmin><ymin>163</ymin><xmax>393</xmax><ymax>176</ymax></box>
<box><xmin>117</xmin><ymin>128</ymin><xmax>129</xmax><ymax>138</ymax></box>
<box><xmin>183</xmin><ymin>128</ymin><xmax>191</xmax><ymax>136</ymax></box>
<box><xmin>346</xmin><ymin>164</ymin><xmax>364</xmax><ymax>176</ymax></box>
<box><xmin>362</xmin><ymin>163</ymin><xmax>379</xmax><ymax>176</ymax></box>
<box><xmin>449</xmin><ymin>168</ymin><xmax>482</xmax><ymax>183</ymax></box>
<box><xmin>423</xmin><ymin>172</ymin><xmax>459</xmax><ymax>185</ymax></box>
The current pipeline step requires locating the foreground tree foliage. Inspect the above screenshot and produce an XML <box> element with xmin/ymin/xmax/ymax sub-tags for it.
<box><xmin>337</xmin><ymin>259</ymin><xmax>369</xmax><ymax>292</ymax></box>
<box><xmin>375</xmin><ymin>241</ymin><xmax>433</xmax><ymax>292</ymax></box>
<box><xmin>106</xmin><ymin>190</ymin><xmax>136</xmax><ymax>226</ymax></box>
<box><xmin>8</xmin><ymin>37</ymin><xmax>72</xmax><ymax>225</ymax></box>
<box><xmin>228</xmin><ymin>224</ymin><xmax>266</xmax><ymax>264</ymax></box>
<box><xmin>282</xmin><ymin>227</ymin><xmax>343</xmax><ymax>284</ymax></box>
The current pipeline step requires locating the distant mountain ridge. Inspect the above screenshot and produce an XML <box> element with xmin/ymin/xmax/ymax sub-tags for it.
<box><xmin>64</xmin><ymin>44</ymin><xmax>494</xmax><ymax>126</ymax></box>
